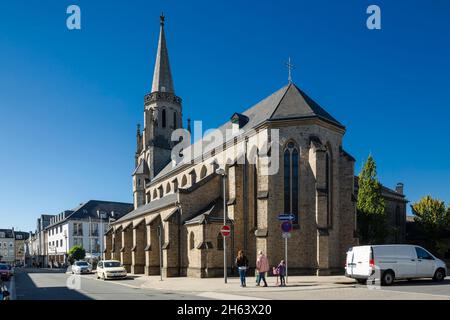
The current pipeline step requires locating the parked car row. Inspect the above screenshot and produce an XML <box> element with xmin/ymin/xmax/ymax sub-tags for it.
<box><xmin>0</xmin><ymin>264</ymin><xmax>13</xmax><ymax>281</ymax></box>
<box><xmin>70</xmin><ymin>260</ymin><xmax>127</xmax><ymax>280</ymax></box>
<box><xmin>346</xmin><ymin>244</ymin><xmax>447</xmax><ymax>286</ymax></box>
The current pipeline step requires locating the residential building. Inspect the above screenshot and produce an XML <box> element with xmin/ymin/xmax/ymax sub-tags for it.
<box><xmin>45</xmin><ymin>200</ymin><xmax>133</xmax><ymax>266</ymax></box>
<box><xmin>0</xmin><ymin>229</ymin><xmax>15</xmax><ymax>264</ymax></box>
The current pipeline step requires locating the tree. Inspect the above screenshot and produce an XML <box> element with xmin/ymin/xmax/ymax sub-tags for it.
<box><xmin>357</xmin><ymin>155</ymin><xmax>387</xmax><ymax>244</ymax></box>
<box><xmin>68</xmin><ymin>245</ymin><xmax>86</xmax><ymax>264</ymax></box>
<box><xmin>411</xmin><ymin>196</ymin><xmax>450</xmax><ymax>257</ymax></box>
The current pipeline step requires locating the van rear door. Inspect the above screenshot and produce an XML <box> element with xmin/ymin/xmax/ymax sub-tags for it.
<box><xmin>351</xmin><ymin>246</ymin><xmax>372</xmax><ymax>277</ymax></box>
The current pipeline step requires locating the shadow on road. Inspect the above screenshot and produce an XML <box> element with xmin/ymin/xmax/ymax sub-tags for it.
<box><xmin>15</xmin><ymin>270</ymin><xmax>92</xmax><ymax>300</ymax></box>
<box><xmin>390</xmin><ymin>279</ymin><xmax>450</xmax><ymax>287</ymax></box>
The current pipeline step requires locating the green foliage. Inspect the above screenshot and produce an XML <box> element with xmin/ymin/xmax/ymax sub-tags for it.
<box><xmin>411</xmin><ymin>195</ymin><xmax>450</xmax><ymax>256</ymax></box>
<box><xmin>357</xmin><ymin>155</ymin><xmax>387</xmax><ymax>244</ymax></box>
<box><xmin>68</xmin><ymin>245</ymin><xmax>86</xmax><ymax>263</ymax></box>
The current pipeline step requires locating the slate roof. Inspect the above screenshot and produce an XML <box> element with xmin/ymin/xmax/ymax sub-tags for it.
<box><xmin>0</xmin><ymin>229</ymin><xmax>14</xmax><ymax>238</ymax></box>
<box><xmin>14</xmin><ymin>231</ymin><xmax>30</xmax><ymax>241</ymax></box>
<box><xmin>113</xmin><ymin>193</ymin><xmax>178</xmax><ymax>224</ymax></box>
<box><xmin>152</xmin><ymin>83</ymin><xmax>344</xmax><ymax>183</ymax></box>
<box><xmin>46</xmin><ymin>200</ymin><xmax>134</xmax><ymax>229</ymax></box>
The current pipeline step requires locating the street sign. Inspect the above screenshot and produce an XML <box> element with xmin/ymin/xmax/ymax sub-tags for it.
<box><xmin>281</xmin><ymin>221</ymin><xmax>293</xmax><ymax>233</ymax></box>
<box><xmin>220</xmin><ymin>225</ymin><xmax>231</xmax><ymax>237</ymax></box>
<box><xmin>278</xmin><ymin>213</ymin><xmax>296</xmax><ymax>221</ymax></box>
<box><xmin>282</xmin><ymin>232</ymin><xmax>291</xmax><ymax>239</ymax></box>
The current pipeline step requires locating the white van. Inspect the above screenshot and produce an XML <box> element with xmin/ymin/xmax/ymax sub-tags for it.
<box><xmin>345</xmin><ymin>245</ymin><xmax>447</xmax><ymax>285</ymax></box>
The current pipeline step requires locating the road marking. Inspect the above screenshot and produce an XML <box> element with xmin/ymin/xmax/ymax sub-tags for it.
<box><xmin>376</xmin><ymin>287</ymin><xmax>450</xmax><ymax>299</ymax></box>
<box><xmin>197</xmin><ymin>292</ymin><xmax>268</xmax><ymax>300</ymax></box>
<box><xmin>9</xmin><ymin>275</ymin><xmax>16</xmax><ymax>300</ymax></box>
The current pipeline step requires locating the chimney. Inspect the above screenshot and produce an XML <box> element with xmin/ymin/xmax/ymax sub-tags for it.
<box><xmin>395</xmin><ymin>183</ymin><xmax>404</xmax><ymax>195</ymax></box>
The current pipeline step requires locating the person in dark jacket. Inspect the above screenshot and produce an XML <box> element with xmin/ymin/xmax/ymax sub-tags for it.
<box><xmin>235</xmin><ymin>250</ymin><xmax>249</xmax><ymax>287</ymax></box>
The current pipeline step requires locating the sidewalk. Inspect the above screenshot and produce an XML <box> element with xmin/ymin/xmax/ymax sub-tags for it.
<box><xmin>128</xmin><ymin>274</ymin><xmax>356</xmax><ymax>293</ymax></box>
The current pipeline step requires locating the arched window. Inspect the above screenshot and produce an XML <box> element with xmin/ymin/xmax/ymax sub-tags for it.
<box><xmin>200</xmin><ymin>166</ymin><xmax>207</xmax><ymax>179</ymax></box>
<box><xmin>181</xmin><ymin>175</ymin><xmax>188</xmax><ymax>187</ymax></box>
<box><xmin>217</xmin><ymin>233</ymin><xmax>224</xmax><ymax>250</ymax></box>
<box><xmin>166</xmin><ymin>183</ymin><xmax>171</xmax><ymax>194</ymax></box>
<box><xmin>158</xmin><ymin>185</ymin><xmax>164</xmax><ymax>198</ymax></box>
<box><xmin>325</xmin><ymin>147</ymin><xmax>332</xmax><ymax>227</ymax></box>
<box><xmin>173</xmin><ymin>111</ymin><xmax>177</xmax><ymax>129</ymax></box>
<box><xmin>162</xmin><ymin>109</ymin><xmax>166</xmax><ymax>128</ymax></box>
<box><xmin>284</xmin><ymin>141</ymin><xmax>299</xmax><ymax>224</ymax></box>
<box><xmin>189</xmin><ymin>232</ymin><xmax>195</xmax><ymax>250</ymax></box>
<box><xmin>152</xmin><ymin>189</ymin><xmax>158</xmax><ymax>200</ymax></box>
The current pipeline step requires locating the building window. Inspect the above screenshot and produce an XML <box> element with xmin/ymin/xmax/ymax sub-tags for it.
<box><xmin>73</xmin><ymin>237</ymin><xmax>83</xmax><ymax>247</ymax></box>
<box><xmin>90</xmin><ymin>223</ymin><xmax>99</xmax><ymax>237</ymax></box>
<box><xmin>189</xmin><ymin>232</ymin><xmax>195</xmax><ymax>250</ymax></box>
<box><xmin>73</xmin><ymin>223</ymin><xmax>83</xmax><ymax>236</ymax></box>
<box><xmin>217</xmin><ymin>233</ymin><xmax>224</xmax><ymax>250</ymax></box>
<box><xmin>253</xmin><ymin>163</ymin><xmax>258</xmax><ymax>228</ymax></box>
<box><xmin>283</xmin><ymin>142</ymin><xmax>299</xmax><ymax>224</ymax></box>
<box><xmin>162</xmin><ymin>109</ymin><xmax>167</xmax><ymax>128</ymax></box>
<box><xmin>0</xmin><ymin>232</ymin><xmax>5</xmax><ymax>238</ymax></box>
<box><xmin>173</xmin><ymin>111</ymin><xmax>177</xmax><ymax>129</ymax></box>
<box><xmin>60</xmin><ymin>226</ymin><xmax>62</xmax><ymax>233</ymax></box>
<box><xmin>60</xmin><ymin>239</ymin><xmax>63</xmax><ymax>247</ymax></box>
<box><xmin>325</xmin><ymin>149</ymin><xmax>332</xmax><ymax>227</ymax></box>
<box><xmin>90</xmin><ymin>238</ymin><xmax>100</xmax><ymax>253</ymax></box>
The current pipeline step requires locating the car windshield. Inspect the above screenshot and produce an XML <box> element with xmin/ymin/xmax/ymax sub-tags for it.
<box><xmin>76</xmin><ymin>261</ymin><xmax>88</xmax><ymax>266</ymax></box>
<box><xmin>104</xmin><ymin>262</ymin><xmax>121</xmax><ymax>268</ymax></box>
<box><xmin>0</xmin><ymin>265</ymin><xmax>8</xmax><ymax>270</ymax></box>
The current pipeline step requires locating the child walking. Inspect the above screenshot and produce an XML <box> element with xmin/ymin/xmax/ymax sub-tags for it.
<box><xmin>277</xmin><ymin>260</ymin><xmax>286</xmax><ymax>287</ymax></box>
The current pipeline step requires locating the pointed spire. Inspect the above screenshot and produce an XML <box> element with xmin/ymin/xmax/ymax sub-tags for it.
<box><xmin>151</xmin><ymin>13</ymin><xmax>174</xmax><ymax>94</ymax></box>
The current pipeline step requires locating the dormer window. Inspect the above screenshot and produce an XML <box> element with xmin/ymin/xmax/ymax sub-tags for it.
<box><xmin>230</xmin><ymin>113</ymin><xmax>249</xmax><ymax>135</ymax></box>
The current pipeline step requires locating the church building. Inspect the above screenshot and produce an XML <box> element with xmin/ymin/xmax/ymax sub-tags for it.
<box><xmin>104</xmin><ymin>15</ymin><xmax>405</xmax><ymax>277</ymax></box>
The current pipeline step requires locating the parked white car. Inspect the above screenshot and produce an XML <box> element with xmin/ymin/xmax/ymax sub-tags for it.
<box><xmin>345</xmin><ymin>244</ymin><xmax>447</xmax><ymax>285</ymax></box>
<box><xmin>96</xmin><ymin>260</ymin><xmax>127</xmax><ymax>280</ymax></box>
<box><xmin>72</xmin><ymin>261</ymin><xmax>92</xmax><ymax>274</ymax></box>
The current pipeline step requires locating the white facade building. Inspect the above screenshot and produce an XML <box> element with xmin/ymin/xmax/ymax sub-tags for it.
<box><xmin>45</xmin><ymin>200</ymin><xmax>133</xmax><ymax>265</ymax></box>
<box><xmin>0</xmin><ymin>229</ymin><xmax>15</xmax><ymax>264</ymax></box>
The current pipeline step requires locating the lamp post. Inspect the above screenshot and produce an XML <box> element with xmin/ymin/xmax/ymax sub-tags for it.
<box><xmin>216</xmin><ymin>168</ymin><xmax>228</xmax><ymax>284</ymax></box>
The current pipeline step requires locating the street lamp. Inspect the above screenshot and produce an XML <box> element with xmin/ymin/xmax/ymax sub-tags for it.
<box><xmin>216</xmin><ymin>168</ymin><xmax>228</xmax><ymax>284</ymax></box>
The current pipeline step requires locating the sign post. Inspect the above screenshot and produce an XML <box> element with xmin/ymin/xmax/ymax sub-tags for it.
<box><xmin>220</xmin><ymin>225</ymin><xmax>231</xmax><ymax>283</ymax></box>
<box><xmin>278</xmin><ymin>214</ymin><xmax>295</xmax><ymax>285</ymax></box>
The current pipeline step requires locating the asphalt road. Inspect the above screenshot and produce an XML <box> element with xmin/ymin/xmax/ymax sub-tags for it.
<box><xmin>13</xmin><ymin>269</ymin><xmax>208</xmax><ymax>300</ymax></box>
<box><xmin>10</xmin><ymin>269</ymin><xmax>450</xmax><ymax>300</ymax></box>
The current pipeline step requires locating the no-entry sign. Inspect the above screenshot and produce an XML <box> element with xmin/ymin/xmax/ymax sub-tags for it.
<box><xmin>220</xmin><ymin>225</ymin><xmax>231</xmax><ymax>237</ymax></box>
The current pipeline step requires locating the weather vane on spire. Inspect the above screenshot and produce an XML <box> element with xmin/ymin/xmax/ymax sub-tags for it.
<box><xmin>160</xmin><ymin>12</ymin><xmax>165</xmax><ymax>26</ymax></box>
<box><xmin>286</xmin><ymin>57</ymin><xmax>295</xmax><ymax>83</ymax></box>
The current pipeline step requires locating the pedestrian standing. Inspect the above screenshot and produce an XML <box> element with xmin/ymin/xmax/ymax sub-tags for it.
<box><xmin>235</xmin><ymin>250</ymin><xmax>249</xmax><ymax>287</ymax></box>
<box><xmin>256</xmin><ymin>251</ymin><xmax>269</xmax><ymax>287</ymax></box>
<box><xmin>277</xmin><ymin>260</ymin><xmax>286</xmax><ymax>287</ymax></box>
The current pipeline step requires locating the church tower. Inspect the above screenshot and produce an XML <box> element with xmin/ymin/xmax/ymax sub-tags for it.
<box><xmin>133</xmin><ymin>14</ymin><xmax>183</xmax><ymax>209</ymax></box>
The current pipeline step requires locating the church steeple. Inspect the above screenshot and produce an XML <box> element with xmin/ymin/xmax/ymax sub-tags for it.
<box><xmin>151</xmin><ymin>13</ymin><xmax>174</xmax><ymax>94</ymax></box>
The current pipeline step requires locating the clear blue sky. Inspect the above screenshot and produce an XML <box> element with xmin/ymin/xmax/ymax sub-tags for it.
<box><xmin>1</xmin><ymin>0</ymin><xmax>449</xmax><ymax>232</ymax></box>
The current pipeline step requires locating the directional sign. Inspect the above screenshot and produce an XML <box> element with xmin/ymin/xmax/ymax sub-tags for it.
<box><xmin>281</xmin><ymin>221</ymin><xmax>293</xmax><ymax>233</ymax></box>
<box><xmin>220</xmin><ymin>225</ymin><xmax>231</xmax><ymax>237</ymax></box>
<box><xmin>278</xmin><ymin>214</ymin><xmax>296</xmax><ymax>221</ymax></box>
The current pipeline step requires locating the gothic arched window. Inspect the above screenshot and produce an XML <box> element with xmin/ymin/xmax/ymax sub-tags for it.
<box><xmin>173</xmin><ymin>111</ymin><xmax>177</xmax><ymax>129</ymax></box>
<box><xmin>189</xmin><ymin>232</ymin><xmax>195</xmax><ymax>250</ymax></box>
<box><xmin>284</xmin><ymin>141</ymin><xmax>299</xmax><ymax>224</ymax></box>
<box><xmin>217</xmin><ymin>233</ymin><xmax>224</xmax><ymax>250</ymax></box>
<box><xmin>162</xmin><ymin>109</ymin><xmax>167</xmax><ymax>128</ymax></box>
<box><xmin>325</xmin><ymin>148</ymin><xmax>332</xmax><ymax>227</ymax></box>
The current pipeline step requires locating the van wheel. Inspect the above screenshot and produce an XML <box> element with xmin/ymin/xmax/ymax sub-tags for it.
<box><xmin>433</xmin><ymin>268</ymin><xmax>445</xmax><ymax>282</ymax></box>
<box><xmin>382</xmin><ymin>270</ymin><xmax>395</xmax><ymax>286</ymax></box>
